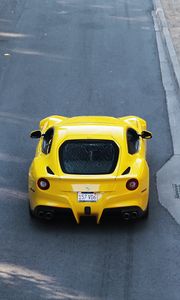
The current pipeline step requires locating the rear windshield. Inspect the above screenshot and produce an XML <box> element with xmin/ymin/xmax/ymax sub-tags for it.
<box><xmin>59</xmin><ymin>140</ymin><xmax>119</xmax><ymax>175</ymax></box>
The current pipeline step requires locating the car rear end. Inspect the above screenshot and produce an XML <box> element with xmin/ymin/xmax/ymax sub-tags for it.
<box><xmin>29</xmin><ymin>129</ymin><xmax>149</xmax><ymax>223</ymax></box>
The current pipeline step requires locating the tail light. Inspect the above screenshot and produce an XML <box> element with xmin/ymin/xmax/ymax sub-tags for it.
<box><xmin>37</xmin><ymin>178</ymin><xmax>50</xmax><ymax>190</ymax></box>
<box><xmin>126</xmin><ymin>179</ymin><xmax>139</xmax><ymax>191</ymax></box>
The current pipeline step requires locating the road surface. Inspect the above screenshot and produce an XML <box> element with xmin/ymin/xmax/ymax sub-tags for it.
<box><xmin>0</xmin><ymin>0</ymin><xmax>178</xmax><ymax>299</ymax></box>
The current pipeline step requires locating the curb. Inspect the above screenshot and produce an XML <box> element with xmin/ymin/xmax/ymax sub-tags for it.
<box><xmin>153</xmin><ymin>0</ymin><xmax>180</xmax><ymax>224</ymax></box>
<box><xmin>153</xmin><ymin>0</ymin><xmax>180</xmax><ymax>96</ymax></box>
<box><xmin>153</xmin><ymin>0</ymin><xmax>180</xmax><ymax>155</ymax></box>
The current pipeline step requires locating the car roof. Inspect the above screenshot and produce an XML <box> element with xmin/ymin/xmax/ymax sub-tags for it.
<box><xmin>58</xmin><ymin>116</ymin><xmax>121</xmax><ymax>125</ymax></box>
<box><xmin>53</xmin><ymin>116</ymin><xmax>127</xmax><ymax>142</ymax></box>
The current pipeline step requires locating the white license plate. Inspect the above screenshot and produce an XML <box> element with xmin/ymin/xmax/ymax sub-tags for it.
<box><xmin>78</xmin><ymin>192</ymin><xmax>98</xmax><ymax>202</ymax></box>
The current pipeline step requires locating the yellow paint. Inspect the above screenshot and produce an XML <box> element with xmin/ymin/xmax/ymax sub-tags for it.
<box><xmin>29</xmin><ymin>115</ymin><xmax>151</xmax><ymax>223</ymax></box>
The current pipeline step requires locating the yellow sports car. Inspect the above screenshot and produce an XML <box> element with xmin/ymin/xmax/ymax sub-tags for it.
<box><xmin>28</xmin><ymin>115</ymin><xmax>152</xmax><ymax>223</ymax></box>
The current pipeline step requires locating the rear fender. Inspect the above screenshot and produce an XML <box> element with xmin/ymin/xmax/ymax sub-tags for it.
<box><xmin>40</xmin><ymin>115</ymin><xmax>67</xmax><ymax>132</ymax></box>
<box><xmin>118</xmin><ymin>116</ymin><xmax>147</xmax><ymax>132</ymax></box>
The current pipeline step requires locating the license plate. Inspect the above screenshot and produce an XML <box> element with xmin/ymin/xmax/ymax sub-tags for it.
<box><xmin>78</xmin><ymin>192</ymin><xmax>98</xmax><ymax>202</ymax></box>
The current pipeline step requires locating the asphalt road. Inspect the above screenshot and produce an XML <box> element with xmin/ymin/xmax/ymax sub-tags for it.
<box><xmin>0</xmin><ymin>0</ymin><xmax>179</xmax><ymax>299</ymax></box>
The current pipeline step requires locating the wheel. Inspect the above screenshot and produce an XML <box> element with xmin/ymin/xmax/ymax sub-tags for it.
<box><xmin>28</xmin><ymin>203</ymin><xmax>35</xmax><ymax>218</ymax></box>
<box><xmin>142</xmin><ymin>204</ymin><xmax>149</xmax><ymax>219</ymax></box>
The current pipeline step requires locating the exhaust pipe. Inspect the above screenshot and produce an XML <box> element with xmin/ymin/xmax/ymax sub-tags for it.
<box><xmin>44</xmin><ymin>211</ymin><xmax>54</xmax><ymax>221</ymax></box>
<box><xmin>131</xmin><ymin>211</ymin><xmax>138</xmax><ymax>219</ymax></box>
<box><xmin>123</xmin><ymin>212</ymin><xmax>131</xmax><ymax>221</ymax></box>
<box><xmin>37</xmin><ymin>210</ymin><xmax>45</xmax><ymax>218</ymax></box>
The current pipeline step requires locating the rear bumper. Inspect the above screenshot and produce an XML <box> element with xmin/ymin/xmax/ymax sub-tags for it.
<box><xmin>29</xmin><ymin>190</ymin><xmax>149</xmax><ymax>223</ymax></box>
<box><xmin>33</xmin><ymin>205</ymin><xmax>146</xmax><ymax>222</ymax></box>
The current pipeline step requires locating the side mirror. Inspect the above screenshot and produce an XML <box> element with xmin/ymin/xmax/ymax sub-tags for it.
<box><xmin>30</xmin><ymin>130</ymin><xmax>42</xmax><ymax>139</ymax></box>
<box><xmin>141</xmin><ymin>130</ymin><xmax>152</xmax><ymax>139</ymax></box>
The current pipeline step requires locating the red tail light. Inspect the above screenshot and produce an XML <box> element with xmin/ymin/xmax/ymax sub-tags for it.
<box><xmin>126</xmin><ymin>179</ymin><xmax>139</xmax><ymax>191</ymax></box>
<box><xmin>37</xmin><ymin>178</ymin><xmax>50</xmax><ymax>190</ymax></box>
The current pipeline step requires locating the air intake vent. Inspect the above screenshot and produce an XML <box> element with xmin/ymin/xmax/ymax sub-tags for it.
<box><xmin>122</xmin><ymin>167</ymin><xmax>131</xmax><ymax>175</ymax></box>
<box><xmin>46</xmin><ymin>167</ymin><xmax>54</xmax><ymax>175</ymax></box>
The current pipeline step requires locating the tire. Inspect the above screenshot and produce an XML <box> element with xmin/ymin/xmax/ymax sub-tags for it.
<box><xmin>28</xmin><ymin>203</ymin><xmax>35</xmax><ymax>218</ymax></box>
<box><xmin>142</xmin><ymin>204</ymin><xmax>149</xmax><ymax>219</ymax></box>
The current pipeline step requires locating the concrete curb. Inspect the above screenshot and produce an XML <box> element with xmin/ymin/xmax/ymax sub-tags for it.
<box><xmin>152</xmin><ymin>4</ymin><xmax>180</xmax><ymax>155</ymax></box>
<box><xmin>153</xmin><ymin>0</ymin><xmax>180</xmax><ymax>96</ymax></box>
<box><xmin>153</xmin><ymin>0</ymin><xmax>180</xmax><ymax>224</ymax></box>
